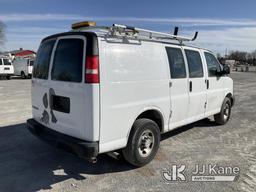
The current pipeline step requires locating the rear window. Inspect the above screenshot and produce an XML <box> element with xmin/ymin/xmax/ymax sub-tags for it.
<box><xmin>51</xmin><ymin>38</ymin><xmax>84</xmax><ymax>82</ymax></box>
<box><xmin>3</xmin><ymin>59</ymin><xmax>11</xmax><ymax>65</ymax></box>
<box><xmin>33</xmin><ymin>40</ymin><xmax>55</xmax><ymax>79</ymax></box>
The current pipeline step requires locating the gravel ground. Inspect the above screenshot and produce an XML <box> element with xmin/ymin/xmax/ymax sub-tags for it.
<box><xmin>0</xmin><ymin>72</ymin><xmax>255</xmax><ymax>192</ymax></box>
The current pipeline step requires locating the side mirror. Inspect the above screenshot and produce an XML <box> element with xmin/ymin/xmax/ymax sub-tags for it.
<box><xmin>222</xmin><ymin>65</ymin><xmax>230</xmax><ymax>75</ymax></box>
<box><xmin>209</xmin><ymin>68</ymin><xmax>218</xmax><ymax>76</ymax></box>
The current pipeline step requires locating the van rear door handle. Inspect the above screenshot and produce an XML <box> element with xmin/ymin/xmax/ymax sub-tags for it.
<box><xmin>189</xmin><ymin>81</ymin><xmax>192</xmax><ymax>92</ymax></box>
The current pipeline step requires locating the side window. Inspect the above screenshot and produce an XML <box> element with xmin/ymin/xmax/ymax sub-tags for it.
<box><xmin>165</xmin><ymin>47</ymin><xmax>186</xmax><ymax>78</ymax></box>
<box><xmin>185</xmin><ymin>50</ymin><xmax>204</xmax><ymax>78</ymax></box>
<box><xmin>33</xmin><ymin>39</ymin><xmax>56</xmax><ymax>79</ymax></box>
<box><xmin>204</xmin><ymin>52</ymin><xmax>221</xmax><ymax>77</ymax></box>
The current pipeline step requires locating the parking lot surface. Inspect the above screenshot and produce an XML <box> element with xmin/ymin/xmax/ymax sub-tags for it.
<box><xmin>0</xmin><ymin>73</ymin><xmax>255</xmax><ymax>192</ymax></box>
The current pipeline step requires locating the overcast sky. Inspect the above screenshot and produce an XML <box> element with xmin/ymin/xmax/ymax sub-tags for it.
<box><xmin>1</xmin><ymin>0</ymin><xmax>256</xmax><ymax>54</ymax></box>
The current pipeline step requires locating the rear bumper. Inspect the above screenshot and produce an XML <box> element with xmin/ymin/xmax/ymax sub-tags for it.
<box><xmin>27</xmin><ymin>119</ymin><xmax>99</xmax><ymax>159</ymax></box>
<box><xmin>0</xmin><ymin>73</ymin><xmax>13</xmax><ymax>76</ymax></box>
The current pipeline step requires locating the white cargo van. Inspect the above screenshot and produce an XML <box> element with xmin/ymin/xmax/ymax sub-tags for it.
<box><xmin>27</xmin><ymin>22</ymin><xmax>234</xmax><ymax>167</ymax></box>
<box><xmin>13</xmin><ymin>57</ymin><xmax>34</xmax><ymax>78</ymax></box>
<box><xmin>0</xmin><ymin>58</ymin><xmax>14</xmax><ymax>80</ymax></box>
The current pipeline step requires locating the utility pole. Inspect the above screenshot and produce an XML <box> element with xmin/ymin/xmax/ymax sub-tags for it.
<box><xmin>225</xmin><ymin>48</ymin><xmax>228</xmax><ymax>59</ymax></box>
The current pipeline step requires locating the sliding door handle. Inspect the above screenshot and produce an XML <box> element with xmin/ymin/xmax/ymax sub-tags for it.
<box><xmin>205</xmin><ymin>79</ymin><xmax>209</xmax><ymax>89</ymax></box>
<box><xmin>189</xmin><ymin>81</ymin><xmax>192</xmax><ymax>92</ymax></box>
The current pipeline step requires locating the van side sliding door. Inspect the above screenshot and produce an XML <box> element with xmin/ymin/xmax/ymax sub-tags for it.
<box><xmin>184</xmin><ymin>48</ymin><xmax>207</xmax><ymax>122</ymax></box>
<box><xmin>165</xmin><ymin>46</ymin><xmax>189</xmax><ymax>129</ymax></box>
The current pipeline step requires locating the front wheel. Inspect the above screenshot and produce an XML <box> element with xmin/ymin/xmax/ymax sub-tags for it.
<box><xmin>214</xmin><ymin>97</ymin><xmax>231</xmax><ymax>125</ymax></box>
<box><xmin>6</xmin><ymin>75</ymin><xmax>11</xmax><ymax>80</ymax></box>
<box><xmin>122</xmin><ymin>118</ymin><xmax>160</xmax><ymax>167</ymax></box>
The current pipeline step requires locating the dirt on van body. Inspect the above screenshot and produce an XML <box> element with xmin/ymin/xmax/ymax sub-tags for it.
<box><xmin>0</xmin><ymin>72</ymin><xmax>255</xmax><ymax>192</ymax></box>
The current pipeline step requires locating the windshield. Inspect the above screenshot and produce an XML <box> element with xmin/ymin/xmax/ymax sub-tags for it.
<box><xmin>3</xmin><ymin>59</ymin><xmax>11</xmax><ymax>65</ymax></box>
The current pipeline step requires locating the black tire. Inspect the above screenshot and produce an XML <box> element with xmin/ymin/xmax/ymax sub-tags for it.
<box><xmin>21</xmin><ymin>71</ymin><xmax>26</xmax><ymax>79</ymax></box>
<box><xmin>214</xmin><ymin>97</ymin><xmax>231</xmax><ymax>125</ymax></box>
<box><xmin>6</xmin><ymin>75</ymin><xmax>11</xmax><ymax>80</ymax></box>
<box><xmin>122</xmin><ymin>118</ymin><xmax>160</xmax><ymax>167</ymax></box>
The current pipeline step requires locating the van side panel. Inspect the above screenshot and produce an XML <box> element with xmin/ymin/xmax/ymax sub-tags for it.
<box><xmin>13</xmin><ymin>58</ymin><xmax>29</xmax><ymax>76</ymax></box>
<box><xmin>99</xmin><ymin>38</ymin><xmax>170</xmax><ymax>153</ymax></box>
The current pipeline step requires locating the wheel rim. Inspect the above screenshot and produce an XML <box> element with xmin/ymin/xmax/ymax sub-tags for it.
<box><xmin>223</xmin><ymin>103</ymin><xmax>230</xmax><ymax>121</ymax></box>
<box><xmin>138</xmin><ymin>130</ymin><xmax>155</xmax><ymax>158</ymax></box>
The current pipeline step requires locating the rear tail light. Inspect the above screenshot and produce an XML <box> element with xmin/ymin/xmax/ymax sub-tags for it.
<box><xmin>85</xmin><ymin>55</ymin><xmax>99</xmax><ymax>83</ymax></box>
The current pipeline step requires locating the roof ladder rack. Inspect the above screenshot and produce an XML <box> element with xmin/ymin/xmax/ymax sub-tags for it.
<box><xmin>111</xmin><ymin>24</ymin><xmax>198</xmax><ymax>44</ymax></box>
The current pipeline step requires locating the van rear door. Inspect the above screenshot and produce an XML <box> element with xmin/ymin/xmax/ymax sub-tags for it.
<box><xmin>0</xmin><ymin>59</ymin><xmax>3</xmax><ymax>74</ymax></box>
<box><xmin>32</xmin><ymin>33</ymin><xmax>99</xmax><ymax>142</ymax></box>
<box><xmin>28</xmin><ymin>60</ymin><xmax>34</xmax><ymax>75</ymax></box>
<box><xmin>1</xmin><ymin>59</ymin><xmax>13</xmax><ymax>74</ymax></box>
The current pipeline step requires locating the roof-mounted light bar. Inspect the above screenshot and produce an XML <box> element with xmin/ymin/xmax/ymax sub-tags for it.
<box><xmin>71</xmin><ymin>21</ymin><xmax>96</xmax><ymax>30</ymax></box>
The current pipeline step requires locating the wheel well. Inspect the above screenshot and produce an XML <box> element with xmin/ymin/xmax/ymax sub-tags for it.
<box><xmin>136</xmin><ymin>110</ymin><xmax>164</xmax><ymax>132</ymax></box>
<box><xmin>226</xmin><ymin>93</ymin><xmax>234</xmax><ymax>106</ymax></box>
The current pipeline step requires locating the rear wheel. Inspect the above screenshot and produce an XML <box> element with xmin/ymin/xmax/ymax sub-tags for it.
<box><xmin>21</xmin><ymin>71</ymin><xmax>26</xmax><ymax>79</ymax></box>
<box><xmin>6</xmin><ymin>75</ymin><xmax>11</xmax><ymax>80</ymax></box>
<box><xmin>214</xmin><ymin>97</ymin><xmax>231</xmax><ymax>125</ymax></box>
<box><xmin>122</xmin><ymin>118</ymin><xmax>160</xmax><ymax>167</ymax></box>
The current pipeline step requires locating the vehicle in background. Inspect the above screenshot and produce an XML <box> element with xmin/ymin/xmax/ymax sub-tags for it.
<box><xmin>0</xmin><ymin>58</ymin><xmax>14</xmax><ymax>80</ymax></box>
<box><xmin>13</xmin><ymin>57</ymin><xmax>34</xmax><ymax>79</ymax></box>
<box><xmin>27</xmin><ymin>22</ymin><xmax>235</xmax><ymax>167</ymax></box>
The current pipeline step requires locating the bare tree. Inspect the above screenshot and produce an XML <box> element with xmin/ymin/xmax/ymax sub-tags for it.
<box><xmin>0</xmin><ymin>21</ymin><xmax>5</xmax><ymax>47</ymax></box>
<box><xmin>229</xmin><ymin>51</ymin><xmax>247</xmax><ymax>62</ymax></box>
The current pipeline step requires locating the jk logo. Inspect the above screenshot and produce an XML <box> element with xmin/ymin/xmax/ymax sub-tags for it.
<box><xmin>162</xmin><ymin>165</ymin><xmax>186</xmax><ymax>182</ymax></box>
